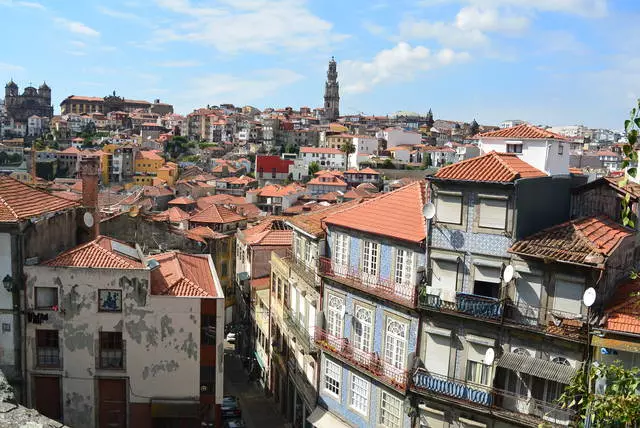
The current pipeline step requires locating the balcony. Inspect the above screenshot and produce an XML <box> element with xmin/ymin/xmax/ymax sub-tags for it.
<box><xmin>284</xmin><ymin>307</ymin><xmax>316</xmax><ymax>354</ymax></box>
<box><xmin>319</xmin><ymin>257</ymin><xmax>416</xmax><ymax>309</ymax></box>
<box><xmin>315</xmin><ymin>327</ymin><xmax>408</xmax><ymax>393</ymax></box>
<box><xmin>283</xmin><ymin>249</ymin><xmax>318</xmax><ymax>287</ymax></box>
<box><xmin>287</xmin><ymin>357</ymin><xmax>317</xmax><ymax>406</ymax></box>
<box><xmin>418</xmin><ymin>289</ymin><xmax>504</xmax><ymax>321</ymax></box>
<box><xmin>412</xmin><ymin>369</ymin><xmax>575</xmax><ymax>426</ymax></box>
<box><xmin>503</xmin><ymin>301</ymin><xmax>586</xmax><ymax>341</ymax></box>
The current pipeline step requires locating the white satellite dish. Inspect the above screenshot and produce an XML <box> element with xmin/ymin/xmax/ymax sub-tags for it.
<box><xmin>583</xmin><ymin>287</ymin><xmax>597</xmax><ymax>308</ymax></box>
<box><xmin>83</xmin><ymin>212</ymin><xmax>94</xmax><ymax>228</ymax></box>
<box><xmin>502</xmin><ymin>265</ymin><xmax>514</xmax><ymax>282</ymax></box>
<box><xmin>484</xmin><ymin>348</ymin><xmax>495</xmax><ymax>365</ymax></box>
<box><xmin>423</xmin><ymin>203</ymin><xmax>436</xmax><ymax>220</ymax></box>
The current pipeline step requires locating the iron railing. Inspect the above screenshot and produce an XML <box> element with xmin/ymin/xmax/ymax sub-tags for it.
<box><xmin>284</xmin><ymin>307</ymin><xmax>316</xmax><ymax>353</ymax></box>
<box><xmin>315</xmin><ymin>327</ymin><xmax>408</xmax><ymax>392</ymax></box>
<box><xmin>418</xmin><ymin>290</ymin><xmax>503</xmax><ymax>320</ymax></box>
<box><xmin>283</xmin><ymin>249</ymin><xmax>318</xmax><ymax>287</ymax></box>
<box><xmin>319</xmin><ymin>257</ymin><xmax>416</xmax><ymax>309</ymax></box>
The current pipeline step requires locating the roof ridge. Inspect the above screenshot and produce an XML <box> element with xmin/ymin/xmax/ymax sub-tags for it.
<box><xmin>491</xmin><ymin>151</ymin><xmax>519</xmax><ymax>179</ymax></box>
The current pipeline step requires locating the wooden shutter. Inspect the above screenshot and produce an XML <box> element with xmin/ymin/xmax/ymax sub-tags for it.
<box><xmin>436</xmin><ymin>194</ymin><xmax>462</xmax><ymax>224</ymax></box>
<box><xmin>478</xmin><ymin>198</ymin><xmax>507</xmax><ymax>229</ymax></box>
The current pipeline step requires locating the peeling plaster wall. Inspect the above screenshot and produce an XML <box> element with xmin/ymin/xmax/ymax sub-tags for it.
<box><xmin>23</xmin><ymin>266</ymin><xmax>201</xmax><ymax>427</ymax></box>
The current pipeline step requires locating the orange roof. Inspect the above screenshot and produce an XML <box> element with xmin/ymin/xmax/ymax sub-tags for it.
<box><xmin>153</xmin><ymin>207</ymin><xmax>190</xmax><ymax>223</ymax></box>
<box><xmin>61</xmin><ymin>146</ymin><xmax>81</xmax><ymax>154</ymax></box>
<box><xmin>324</xmin><ymin>181</ymin><xmax>426</xmax><ymax>243</ymax></box>
<box><xmin>240</xmin><ymin>218</ymin><xmax>292</xmax><ymax>246</ymax></box>
<box><xmin>603</xmin><ymin>279</ymin><xmax>640</xmax><ymax>334</ymax></box>
<box><xmin>190</xmin><ymin>203</ymin><xmax>245</xmax><ymax>224</ymax></box>
<box><xmin>250</xmin><ymin>276</ymin><xmax>270</xmax><ymax>289</ymax></box>
<box><xmin>307</xmin><ymin>175</ymin><xmax>347</xmax><ymax>187</ymax></box>
<box><xmin>137</xmin><ymin>150</ymin><xmax>163</xmax><ymax>161</ymax></box>
<box><xmin>143</xmin><ymin>186</ymin><xmax>174</xmax><ymax>197</ymax></box>
<box><xmin>196</xmin><ymin>194</ymin><xmax>246</xmax><ymax>210</ymax></box>
<box><xmin>569</xmin><ymin>167</ymin><xmax>585</xmax><ymax>175</ymax></box>
<box><xmin>0</xmin><ymin>176</ymin><xmax>78</xmax><ymax>222</ymax></box>
<box><xmin>475</xmin><ymin>124</ymin><xmax>568</xmax><ymax>140</ymax></box>
<box><xmin>42</xmin><ymin>236</ymin><xmax>144</xmax><ymax>269</ymax></box>
<box><xmin>185</xmin><ymin>226</ymin><xmax>227</xmax><ymax>242</ymax></box>
<box><xmin>259</xmin><ymin>183</ymin><xmax>305</xmax><ymax>197</ymax></box>
<box><xmin>168</xmin><ymin>196</ymin><xmax>195</xmax><ymax>205</ymax></box>
<box><xmin>150</xmin><ymin>252</ymin><xmax>221</xmax><ymax>297</ymax></box>
<box><xmin>509</xmin><ymin>216</ymin><xmax>632</xmax><ymax>267</ymax></box>
<box><xmin>434</xmin><ymin>151</ymin><xmax>547</xmax><ymax>183</ymax></box>
<box><xmin>51</xmin><ymin>191</ymin><xmax>82</xmax><ymax>202</ymax></box>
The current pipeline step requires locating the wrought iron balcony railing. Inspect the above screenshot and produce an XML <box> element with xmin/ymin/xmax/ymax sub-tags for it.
<box><xmin>319</xmin><ymin>257</ymin><xmax>416</xmax><ymax>309</ymax></box>
<box><xmin>315</xmin><ymin>327</ymin><xmax>408</xmax><ymax>393</ymax></box>
<box><xmin>283</xmin><ymin>249</ymin><xmax>318</xmax><ymax>287</ymax></box>
<box><xmin>284</xmin><ymin>307</ymin><xmax>316</xmax><ymax>353</ymax></box>
<box><xmin>418</xmin><ymin>289</ymin><xmax>503</xmax><ymax>321</ymax></box>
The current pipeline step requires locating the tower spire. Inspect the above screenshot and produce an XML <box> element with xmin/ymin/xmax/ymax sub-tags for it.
<box><xmin>323</xmin><ymin>57</ymin><xmax>340</xmax><ymax>122</ymax></box>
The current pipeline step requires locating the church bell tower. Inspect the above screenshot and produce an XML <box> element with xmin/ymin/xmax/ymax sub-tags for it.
<box><xmin>323</xmin><ymin>57</ymin><xmax>340</xmax><ymax>122</ymax></box>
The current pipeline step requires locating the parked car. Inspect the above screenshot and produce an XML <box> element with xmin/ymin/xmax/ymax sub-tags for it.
<box><xmin>225</xmin><ymin>332</ymin><xmax>236</xmax><ymax>343</ymax></box>
<box><xmin>224</xmin><ymin>418</ymin><xmax>246</xmax><ymax>428</ymax></box>
<box><xmin>222</xmin><ymin>395</ymin><xmax>241</xmax><ymax>419</ymax></box>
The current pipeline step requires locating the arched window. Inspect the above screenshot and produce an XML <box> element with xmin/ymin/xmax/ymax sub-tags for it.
<box><xmin>383</xmin><ymin>319</ymin><xmax>408</xmax><ymax>370</ymax></box>
<box><xmin>353</xmin><ymin>306</ymin><xmax>372</xmax><ymax>352</ymax></box>
<box><xmin>551</xmin><ymin>356</ymin><xmax>570</xmax><ymax>366</ymax></box>
<box><xmin>512</xmin><ymin>347</ymin><xmax>531</xmax><ymax>357</ymax></box>
<box><xmin>326</xmin><ymin>294</ymin><xmax>344</xmax><ymax>338</ymax></box>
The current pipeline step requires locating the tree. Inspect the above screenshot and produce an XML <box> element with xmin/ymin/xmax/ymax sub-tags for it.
<box><xmin>470</xmin><ymin>119</ymin><xmax>480</xmax><ymax>136</ymax></box>
<box><xmin>422</xmin><ymin>153</ymin><xmax>432</xmax><ymax>169</ymax></box>
<box><xmin>620</xmin><ymin>100</ymin><xmax>640</xmax><ymax>229</ymax></box>
<box><xmin>308</xmin><ymin>161</ymin><xmax>320</xmax><ymax>176</ymax></box>
<box><xmin>341</xmin><ymin>141</ymin><xmax>355</xmax><ymax>169</ymax></box>
<box><xmin>556</xmin><ymin>362</ymin><xmax>640</xmax><ymax>427</ymax></box>
<box><xmin>425</xmin><ymin>108</ymin><xmax>434</xmax><ymax>129</ymax></box>
<box><xmin>382</xmin><ymin>158</ymin><xmax>395</xmax><ymax>169</ymax></box>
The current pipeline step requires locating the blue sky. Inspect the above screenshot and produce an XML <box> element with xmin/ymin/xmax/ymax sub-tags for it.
<box><xmin>0</xmin><ymin>0</ymin><xmax>637</xmax><ymax>129</ymax></box>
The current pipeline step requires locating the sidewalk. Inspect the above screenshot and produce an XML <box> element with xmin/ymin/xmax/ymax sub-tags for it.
<box><xmin>223</xmin><ymin>350</ymin><xmax>288</xmax><ymax>428</ymax></box>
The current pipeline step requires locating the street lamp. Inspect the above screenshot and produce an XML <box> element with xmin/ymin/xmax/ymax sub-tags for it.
<box><xmin>3</xmin><ymin>274</ymin><xmax>14</xmax><ymax>292</ymax></box>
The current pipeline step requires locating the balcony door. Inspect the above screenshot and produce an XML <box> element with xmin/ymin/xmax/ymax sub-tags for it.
<box><xmin>514</xmin><ymin>273</ymin><xmax>542</xmax><ymax>325</ymax></box>
<box><xmin>383</xmin><ymin>318</ymin><xmax>407</xmax><ymax>371</ymax></box>
<box><xmin>332</xmin><ymin>233</ymin><xmax>350</xmax><ymax>275</ymax></box>
<box><xmin>326</xmin><ymin>294</ymin><xmax>344</xmax><ymax>339</ymax></box>
<box><xmin>362</xmin><ymin>240</ymin><xmax>380</xmax><ymax>286</ymax></box>
<box><xmin>352</xmin><ymin>305</ymin><xmax>373</xmax><ymax>353</ymax></box>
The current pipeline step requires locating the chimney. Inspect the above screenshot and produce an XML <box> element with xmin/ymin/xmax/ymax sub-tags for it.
<box><xmin>79</xmin><ymin>156</ymin><xmax>100</xmax><ymax>239</ymax></box>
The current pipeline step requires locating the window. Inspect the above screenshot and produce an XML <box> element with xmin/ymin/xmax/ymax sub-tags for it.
<box><xmin>506</xmin><ymin>143</ymin><xmax>523</xmax><ymax>154</ymax></box>
<box><xmin>436</xmin><ymin>193</ymin><xmax>462</xmax><ymax>224</ymax></box>
<box><xmin>36</xmin><ymin>329</ymin><xmax>60</xmax><ymax>368</ymax></box>
<box><xmin>326</xmin><ymin>294</ymin><xmax>344</xmax><ymax>338</ymax></box>
<box><xmin>221</xmin><ymin>261</ymin><xmax>228</xmax><ymax>277</ymax></box>
<box><xmin>333</xmin><ymin>233</ymin><xmax>349</xmax><ymax>269</ymax></box>
<box><xmin>558</xmin><ymin>144</ymin><xmax>564</xmax><ymax>155</ymax></box>
<box><xmin>384</xmin><ymin>319</ymin><xmax>407</xmax><ymax>370</ymax></box>
<box><xmin>35</xmin><ymin>287</ymin><xmax>58</xmax><ymax>309</ymax></box>
<box><xmin>349</xmin><ymin>373</ymin><xmax>369</xmax><ymax>415</ymax></box>
<box><xmin>323</xmin><ymin>359</ymin><xmax>341</xmax><ymax>398</ymax></box>
<box><xmin>478</xmin><ymin>197</ymin><xmax>507</xmax><ymax>230</ymax></box>
<box><xmin>466</xmin><ymin>343</ymin><xmax>493</xmax><ymax>386</ymax></box>
<box><xmin>99</xmin><ymin>332</ymin><xmax>124</xmax><ymax>369</ymax></box>
<box><xmin>98</xmin><ymin>289</ymin><xmax>122</xmax><ymax>312</ymax></box>
<box><xmin>362</xmin><ymin>240</ymin><xmax>379</xmax><ymax>276</ymax></box>
<box><xmin>553</xmin><ymin>279</ymin><xmax>583</xmax><ymax>315</ymax></box>
<box><xmin>353</xmin><ymin>305</ymin><xmax>372</xmax><ymax>352</ymax></box>
<box><xmin>379</xmin><ymin>390</ymin><xmax>402</xmax><ymax>428</ymax></box>
<box><xmin>201</xmin><ymin>314</ymin><xmax>216</xmax><ymax>346</ymax></box>
<box><xmin>394</xmin><ymin>249</ymin><xmax>413</xmax><ymax>285</ymax></box>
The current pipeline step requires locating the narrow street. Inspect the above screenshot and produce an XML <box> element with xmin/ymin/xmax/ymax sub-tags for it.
<box><xmin>223</xmin><ymin>347</ymin><xmax>288</xmax><ymax>428</ymax></box>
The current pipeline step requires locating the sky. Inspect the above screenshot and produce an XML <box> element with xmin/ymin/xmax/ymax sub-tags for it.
<box><xmin>0</xmin><ymin>0</ymin><xmax>638</xmax><ymax>129</ymax></box>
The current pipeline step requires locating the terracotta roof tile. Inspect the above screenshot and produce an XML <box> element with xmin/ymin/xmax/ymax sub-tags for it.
<box><xmin>250</xmin><ymin>276</ymin><xmax>270</xmax><ymax>289</ymax></box>
<box><xmin>185</xmin><ymin>226</ymin><xmax>227</xmax><ymax>242</ymax></box>
<box><xmin>150</xmin><ymin>252</ymin><xmax>220</xmax><ymax>297</ymax></box>
<box><xmin>434</xmin><ymin>151</ymin><xmax>547</xmax><ymax>183</ymax></box>
<box><xmin>307</xmin><ymin>175</ymin><xmax>347</xmax><ymax>187</ymax></box>
<box><xmin>240</xmin><ymin>218</ymin><xmax>292</xmax><ymax>246</ymax></box>
<box><xmin>196</xmin><ymin>194</ymin><xmax>246</xmax><ymax>210</ymax></box>
<box><xmin>324</xmin><ymin>181</ymin><xmax>427</xmax><ymax>243</ymax></box>
<box><xmin>509</xmin><ymin>216</ymin><xmax>632</xmax><ymax>267</ymax></box>
<box><xmin>51</xmin><ymin>191</ymin><xmax>82</xmax><ymax>202</ymax></box>
<box><xmin>190</xmin><ymin>203</ymin><xmax>245</xmax><ymax>224</ymax></box>
<box><xmin>603</xmin><ymin>280</ymin><xmax>640</xmax><ymax>334</ymax></box>
<box><xmin>143</xmin><ymin>186</ymin><xmax>174</xmax><ymax>197</ymax></box>
<box><xmin>0</xmin><ymin>176</ymin><xmax>78</xmax><ymax>222</ymax></box>
<box><xmin>137</xmin><ymin>150</ymin><xmax>163</xmax><ymax>161</ymax></box>
<box><xmin>153</xmin><ymin>207</ymin><xmax>190</xmax><ymax>223</ymax></box>
<box><xmin>475</xmin><ymin>124</ymin><xmax>568</xmax><ymax>140</ymax></box>
<box><xmin>43</xmin><ymin>236</ymin><xmax>144</xmax><ymax>269</ymax></box>
<box><xmin>258</xmin><ymin>183</ymin><xmax>305</xmax><ymax>197</ymax></box>
<box><xmin>168</xmin><ymin>196</ymin><xmax>195</xmax><ymax>205</ymax></box>
<box><xmin>287</xmin><ymin>201</ymin><xmax>362</xmax><ymax>237</ymax></box>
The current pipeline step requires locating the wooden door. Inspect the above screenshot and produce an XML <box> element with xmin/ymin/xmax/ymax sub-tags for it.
<box><xmin>33</xmin><ymin>376</ymin><xmax>61</xmax><ymax>421</ymax></box>
<box><xmin>98</xmin><ymin>378</ymin><xmax>127</xmax><ymax>428</ymax></box>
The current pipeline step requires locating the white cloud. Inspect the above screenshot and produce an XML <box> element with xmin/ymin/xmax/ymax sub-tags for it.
<box><xmin>70</xmin><ymin>40</ymin><xmax>86</xmax><ymax>48</ymax></box>
<box><xmin>151</xmin><ymin>0</ymin><xmax>346</xmax><ymax>53</ymax></box>
<box><xmin>341</xmin><ymin>42</ymin><xmax>470</xmax><ymax>93</ymax></box>
<box><xmin>176</xmin><ymin>69</ymin><xmax>303</xmax><ymax>111</ymax></box>
<box><xmin>362</xmin><ymin>21</ymin><xmax>386</xmax><ymax>36</ymax></box>
<box><xmin>400</xmin><ymin>18</ymin><xmax>489</xmax><ymax>48</ymax></box>
<box><xmin>0</xmin><ymin>0</ymin><xmax>45</xmax><ymax>9</ymax></box>
<box><xmin>54</xmin><ymin>17</ymin><xmax>100</xmax><ymax>37</ymax></box>
<box><xmin>455</xmin><ymin>6</ymin><xmax>529</xmax><ymax>33</ymax></box>
<box><xmin>157</xmin><ymin>60</ymin><xmax>202</xmax><ymax>68</ymax></box>
<box><xmin>420</xmin><ymin>0</ymin><xmax>607</xmax><ymax>18</ymax></box>
<box><xmin>65</xmin><ymin>50</ymin><xmax>87</xmax><ymax>56</ymax></box>
<box><xmin>0</xmin><ymin>62</ymin><xmax>24</xmax><ymax>72</ymax></box>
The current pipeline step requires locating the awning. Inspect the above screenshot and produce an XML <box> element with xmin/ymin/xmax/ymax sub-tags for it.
<box><xmin>497</xmin><ymin>352</ymin><xmax>579</xmax><ymax>384</ymax></box>
<box><xmin>307</xmin><ymin>406</ymin><xmax>351</xmax><ymax>428</ymax></box>
<box><xmin>254</xmin><ymin>351</ymin><xmax>266</xmax><ymax>370</ymax></box>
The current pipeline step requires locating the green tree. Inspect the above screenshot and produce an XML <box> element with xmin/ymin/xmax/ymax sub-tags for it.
<box><xmin>382</xmin><ymin>158</ymin><xmax>395</xmax><ymax>169</ymax></box>
<box><xmin>425</xmin><ymin>108</ymin><xmax>434</xmax><ymax>129</ymax></box>
<box><xmin>422</xmin><ymin>154</ymin><xmax>432</xmax><ymax>168</ymax></box>
<box><xmin>308</xmin><ymin>161</ymin><xmax>320</xmax><ymax>176</ymax></box>
<box><xmin>620</xmin><ymin>100</ymin><xmax>640</xmax><ymax>228</ymax></box>
<box><xmin>470</xmin><ymin>119</ymin><xmax>480</xmax><ymax>136</ymax></box>
<box><xmin>341</xmin><ymin>141</ymin><xmax>355</xmax><ymax>169</ymax></box>
<box><xmin>555</xmin><ymin>362</ymin><xmax>640</xmax><ymax>427</ymax></box>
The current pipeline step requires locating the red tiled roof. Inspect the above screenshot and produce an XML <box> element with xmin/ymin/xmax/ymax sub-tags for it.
<box><xmin>190</xmin><ymin>203</ymin><xmax>245</xmax><ymax>224</ymax></box>
<box><xmin>153</xmin><ymin>207</ymin><xmax>190</xmax><ymax>223</ymax></box>
<box><xmin>150</xmin><ymin>252</ymin><xmax>220</xmax><ymax>297</ymax></box>
<box><xmin>258</xmin><ymin>183</ymin><xmax>305</xmax><ymax>197</ymax></box>
<box><xmin>185</xmin><ymin>226</ymin><xmax>227</xmax><ymax>242</ymax></box>
<box><xmin>143</xmin><ymin>186</ymin><xmax>174</xmax><ymax>197</ymax></box>
<box><xmin>317</xmin><ymin>192</ymin><xmax>339</xmax><ymax>202</ymax></box>
<box><xmin>307</xmin><ymin>175</ymin><xmax>347</xmax><ymax>187</ymax></box>
<box><xmin>240</xmin><ymin>218</ymin><xmax>292</xmax><ymax>246</ymax></box>
<box><xmin>603</xmin><ymin>279</ymin><xmax>640</xmax><ymax>334</ymax></box>
<box><xmin>168</xmin><ymin>196</ymin><xmax>195</xmax><ymax>205</ymax></box>
<box><xmin>61</xmin><ymin>146</ymin><xmax>81</xmax><ymax>154</ymax></box>
<box><xmin>51</xmin><ymin>191</ymin><xmax>82</xmax><ymax>202</ymax></box>
<box><xmin>509</xmin><ymin>216</ymin><xmax>632</xmax><ymax>267</ymax></box>
<box><xmin>324</xmin><ymin>181</ymin><xmax>426</xmax><ymax>243</ymax></box>
<box><xmin>137</xmin><ymin>150</ymin><xmax>163</xmax><ymax>161</ymax></box>
<box><xmin>475</xmin><ymin>124</ymin><xmax>568</xmax><ymax>140</ymax></box>
<box><xmin>434</xmin><ymin>151</ymin><xmax>547</xmax><ymax>183</ymax></box>
<box><xmin>42</xmin><ymin>235</ymin><xmax>144</xmax><ymax>269</ymax></box>
<box><xmin>255</xmin><ymin>155</ymin><xmax>293</xmax><ymax>174</ymax></box>
<box><xmin>196</xmin><ymin>194</ymin><xmax>246</xmax><ymax>210</ymax></box>
<box><xmin>0</xmin><ymin>176</ymin><xmax>78</xmax><ymax>222</ymax></box>
<box><xmin>250</xmin><ymin>276</ymin><xmax>270</xmax><ymax>289</ymax></box>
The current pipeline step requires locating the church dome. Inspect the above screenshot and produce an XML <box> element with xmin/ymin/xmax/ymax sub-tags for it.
<box><xmin>23</xmin><ymin>86</ymin><xmax>37</xmax><ymax>96</ymax></box>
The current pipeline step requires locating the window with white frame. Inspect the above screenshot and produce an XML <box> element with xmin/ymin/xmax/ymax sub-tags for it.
<box><xmin>436</xmin><ymin>193</ymin><xmax>462</xmax><ymax>224</ymax></box>
<box><xmin>379</xmin><ymin>390</ymin><xmax>402</xmax><ymax>428</ymax></box>
<box><xmin>362</xmin><ymin>240</ymin><xmax>379</xmax><ymax>276</ymax></box>
<box><xmin>384</xmin><ymin>318</ymin><xmax>408</xmax><ymax>370</ymax></box>
<box><xmin>394</xmin><ymin>249</ymin><xmax>413</xmax><ymax>285</ymax></box>
<box><xmin>353</xmin><ymin>305</ymin><xmax>373</xmax><ymax>352</ymax></box>
<box><xmin>465</xmin><ymin>343</ymin><xmax>493</xmax><ymax>386</ymax></box>
<box><xmin>349</xmin><ymin>373</ymin><xmax>370</xmax><ymax>415</ymax></box>
<box><xmin>506</xmin><ymin>143</ymin><xmax>523</xmax><ymax>154</ymax></box>
<box><xmin>478</xmin><ymin>197</ymin><xmax>508</xmax><ymax>230</ymax></box>
<box><xmin>323</xmin><ymin>358</ymin><xmax>341</xmax><ymax>398</ymax></box>
<box><xmin>333</xmin><ymin>233</ymin><xmax>349</xmax><ymax>269</ymax></box>
<box><xmin>326</xmin><ymin>294</ymin><xmax>344</xmax><ymax>338</ymax></box>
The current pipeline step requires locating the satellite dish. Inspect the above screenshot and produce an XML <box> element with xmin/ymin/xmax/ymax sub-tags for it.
<box><xmin>503</xmin><ymin>265</ymin><xmax>514</xmax><ymax>282</ymax></box>
<box><xmin>484</xmin><ymin>348</ymin><xmax>495</xmax><ymax>365</ymax></box>
<box><xmin>83</xmin><ymin>212</ymin><xmax>94</xmax><ymax>228</ymax></box>
<box><xmin>583</xmin><ymin>287</ymin><xmax>597</xmax><ymax>308</ymax></box>
<box><xmin>423</xmin><ymin>203</ymin><xmax>436</xmax><ymax>219</ymax></box>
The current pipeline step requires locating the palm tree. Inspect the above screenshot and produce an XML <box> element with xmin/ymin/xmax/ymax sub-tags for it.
<box><xmin>341</xmin><ymin>141</ymin><xmax>356</xmax><ymax>169</ymax></box>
